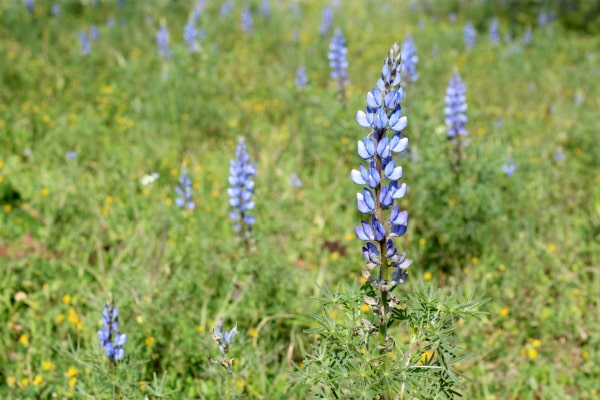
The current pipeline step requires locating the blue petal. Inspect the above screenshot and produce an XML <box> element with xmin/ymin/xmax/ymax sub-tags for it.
<box><xmin>356</xmin><ymin>110</ymin><xmax>371</xmax><ymax>128</ymax></box>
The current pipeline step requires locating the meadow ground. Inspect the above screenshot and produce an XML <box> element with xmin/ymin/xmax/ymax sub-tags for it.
<box><xmin>1</xmin><ymin>1</ymin><xmax>599</xmax><ymax>399</ymax></box>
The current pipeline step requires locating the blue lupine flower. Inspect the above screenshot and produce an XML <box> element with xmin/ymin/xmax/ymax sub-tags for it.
<box><xmin>228</xmin><ymin>138</ymin><xmax>256</xmax><ymax>235</ymax></box>
<box><xmin>554</xmin><ymin>148</ymin><xmax>564</xmax><ymax>162</ymax></box>
<box><xmin>24</xmin><ymin>0</ymin><xmax>34</xmax><ymax>14</ymax></box>
<box><xmin>319</xmin><ymin>5</ymin><xmax>333</xmax><ymax>36</ymax></box>
<box><xmin>328</xmin><ymin>29</ymin><xmax>349</xmax><ymax>88</ymax></box>
<box><xmin>401</xmin><ymin>35</ymin><xmax>418</xmax><ymax>82</ymax></box>
<box><xmin>501</xmin><ymin>158</ymin><xmax>516</xmax><ymax>176</ymax></box>
<box><xmin>79</xmin><ymin>31</ymin><xmax>91</xmax><ymax>56</ymax></box>
<box><xmin>464</xmin><ymin>21</ymin><xmax>476</xmax><ymax>50</ymax></box>
<box><xmin>183</xmin><ymin>18</ymin><xmax>200</xmax><ymax>52</ymax></box>
<box><xmin>97</xmin><ymin>301</ymin><xmax>127</xmax><ymax>362</ymax></box>
<box><xmin>489</xmin><ymin>17</ymin><xmax>500</xmax><ymax>43</ymax></box>
<box><xmin>66</xmin><ymin>151</ymin><xmax>78</xmax><ymax>160</ymax></box>
<box><xmin>175</xmin><ymin>170</ymin><xmax>195</xmax><ymax>210</ymax></box>
<box><xmin>220</xmin><ymin>0</ymin><xmax>233</xmax><ymax>17</ymax></box>
<box><xmin>444</xmin><ymin>71</ymin><xmax>468</xmax><ymax>140</ymax></box>
<box><xmin>213</xmin><ymin>319</ymin><xmax>238</xmax><ymax>356</ymax></box>
<box><xmin>90</xmin><ymin>25</ymin><xmax>99</xmax><ymax>41</ymax></box>
<box><xmin>193</xmin><ymin>0</ymin><xmax>206</xmax><ymax>19</ymax></box>
<box><xmin>289</xmin><ymin>173</ymin><xmax>302</xmax><ymax>188</ymax></box>
<box><xmin>261</xmin><ymin>0</ymin><xmax>271</xmax><ymax>17</ymax></box>
<box><xmin>241</xmin><ymin>8</ymin><xmax>253</xmax><ymax>35</ymax></box>
<box><xmin>538</xmin><ymin>12</ymin><xmax>548</xmax><ymax>27</ymax></box>
<box><xmin>156</xmin><ymin>24</ymin><xmax>171</xmax><ymax>60</ymax></box>
<box><xmin>523</xmin><ymin>27</ymin><xmax>532</xmax><ymax>45</ymax></box>
<box><xmin>295</xmin><ymin>65</ymin><xmax>308</xmax><ymax>89</ymax></box>
<box><xmin>353</xmin><ymin>43</ymin><xmax>412</xmax><ymax>289</ymax></box>
<box><xmin>51</xmin><ymin>3</ymin><xmax>60</xmax><ymax>16</ymax></box>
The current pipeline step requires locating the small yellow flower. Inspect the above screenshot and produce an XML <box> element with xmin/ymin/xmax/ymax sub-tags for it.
<box><xmin>471</xmin><ymin>257</ymin><xmax>479</xmax><ymax>265</ymax></box>
<box><xmin>531</xmin><ymin>339</ymin><xmax>542</xmax><ymax>348</ymax></box>
<box><xmin>42</xmin><ymin>360</ymin><xmax>55</xmax><ymax>371</ymax></box>
<box><xmin>21</xmin><ymin>378</ymin><xmax>29</xmax><ymax>387</ymax></box>
<box><xmin>236</xmin><ymin>380</ymin><xmax>245</xmax><ymax>389</ymax></box>
<box><xmin>165</xmin><ymin>198</ymin><xmax>173</xmax><ymax>206</ymax></box>
<box><xmin>499</xmin><ymin>306</ymin><xmax>509</xmax><ymax>317</ymax></box>
<box><xmin>63</xmin><ymin>294</ymin><xmax>71</xmax><ymax>304</ymax></box>
<box><xmin>4</xmin><ymin>204</ymin><xmax>12</xmax><ymax>212</ymax></box>
<box><xmin>419</xmin><ymin>238</ymin><xmax>426</xmax><ymax>246</ymax></box>
<box><xmin>195</xmin><ymin>325</ymin><xmax>205</xmax><ymax>333</ymax></box>
<box><xmin>582</xmin><ymin>350</ymin><xmax>589</xmax><ymax>360</ymax></box>
<box><xmin>498</xmin><ymin>264</ymin><xmax>506</xmax><ymax>272</ymax></box>
<box><xmin>548</xmin><ymin>243</ymin><xmax>556</xmax><ymax>253</ymax></box>
<box><xmin>330</xmin><ymin>251</ymin><xmax>340</xmax><ymax>261</ymax></box>
<box><xmin>170</xmin><ymin>168</ymin><xmax>178</xmax><ymax>177</ymax></box>
<box><xmin>145</xmin><ymin>336</ymin><xmax>155</xmax><ymax>347</ymax></box>
<box><xmin>69</xmin><ymin>377</ymin><xmax>77</xmax><ymax>389</ymax></box>
<box><xmin>358</xmin><ymin>276</ymin><xmax>368</xmax><ymax>285</ymax></box>
<box><xmin>139</xmin><ymin>381</ymin><xmax>147</xmax><ymax>391</ymax></box>
<box><xmin>345</xmin><ymin>233</ymin><xmax>354</xmax><ymax>242</ymax></box>
<box><xmin>527</xmin><ymin>347</ymin><xmax>538</xmax><ymax>360</ymax></box>
<box><xmin>360</xmin><ymin>304</ymin><xmax>371</xmax><ymax>313</ymax></box>
<box><xmin>423</xmin><ymin>272</ymin><xmax>432</xmax><ymax>281</ymax></box>
<box><xmin>448</xmin><ymin>198</ymin><xmax>456</xmax><ymax>208</ymax></box>
<box><xmin>420</xmin><ymin>350</ymin><xmax>433</xmax><ymax>364</ymax></box>
<box><xmin>0</xmin><ymin>160</ymin><xmax>4</xmax><ymax>169</ymax></box>
<box><xmin>6</xmin><ymin>377</ymin><xmax>16</xmax><ymax>387</ymax></box>
<box><xmin>361</xmin><ymin>347</ymin><xmax>367</xmax><ymax>355</ymax></box>
<box><xmin>66</xmin><ymin>366</ymin><xmax>78</xmax><ymax>378</ymax></box>
<box><xmin>41</xmin><ymin>188</ymin><xmax>49</xmax><ymax>196</ymax></box>
<box><xmin>249</xmin><ymin>328</ymin><xmax>258</xmax><ymax>338</ymax></box>
<box><xmin>33</xmin><ymin>375</ymin><xmax>43</xmax><ymax>386</ymax></box>
<box><xmin>18</xmin><ymin>333</ymin><xmax>29</xmax><ymax>347</ymax></box>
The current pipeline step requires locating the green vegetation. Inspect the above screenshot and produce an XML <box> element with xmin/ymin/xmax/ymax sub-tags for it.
<box><xmin>1</xmin><ymin>1</ymin><xmax>598</xmax><ymax>398</ymax></box>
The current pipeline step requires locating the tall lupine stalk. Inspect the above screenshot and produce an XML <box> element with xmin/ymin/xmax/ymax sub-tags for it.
<box><xmin>319</xmin><ymin>5</ymin><xmax>333</xmax><ymax>37</ymax></box>
<box><xmin>328</xmin><ymin>28</ymin><xmax>349</xmax><ymax>99</ymax></box>
<box><xmin>228</xmin><ymin>138</ymin><xmax>256</xmax><ymax>248</ymax></box>
<box><xmin>353</xmin><ymin>42</ymin><xmax>412</xmax><ymax>354</ymax></box>
<box><xmin>489</xmin><ymin>17</ymin><xmax>500</xmax><ymax>43</ymax></box>
<box><xmin>400</xmin><ymin>35</ymin><xmax>418</xmax><ymax>83</ymax></box>
<box><xmin>444</xmin><ymin>70</ymin><xmax>468</xmax><ymax>181</ymax></box>
<box><xmin>97</xmin><ymin>298</ymin><xmax>127</xmax><ymax>365</ymax></box>
<box><xmin>464</xmin><ymin>21</ymin><xmax>476</xmax><ymax>51</ymax></box>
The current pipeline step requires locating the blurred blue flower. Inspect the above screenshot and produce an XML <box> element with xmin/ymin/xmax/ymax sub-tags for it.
<box><xmin>24</xmin><ymin>0</ymin><xmax>34</xmax><ymax>14</ymax></box>
<box><xmin>464</xmin><ymin>21</ymin><xmax>476</xmax><ymax>50</ymax></box>
<box><xmin>220</xmin><ymin>0</ymin><xmax>233</xmax><ymax>17</ymax></box>
<box><xmin>66</xmin><ymin>151</ymin><xmax>78</xmax><ymax>160</ymax></box>
<box><xmin>51</xmin><ymin>3</ymin><xmax>60</xmax><ymax>16</ymax></box>
<box><xmin>289</xmin><ymin>173</ymin><xmax>302</xmax><ymax>188</ymax></box>
<box><xmin>554</xmin><ymin>148</ymin><xmax>564</xmax><ymax>162</ymax></box>
<box><xmin>523</xmin><ymin>27</ymin><xmax>532</xmax><ymax>45</ymax></box>
<box><xmin>228</xmin><ymin>138</ymin><xmax>256</xmax><ymax>234</ymax></box>
<box><xmin>90</xmin><ymin>25</ymin><xmax>99</xmax><ymax>41</ymax></box>
<box><xmin>175</xmin><ymin>170</ymin><xmax>195</xmax><ymax>210</ymax></box>
<box><xmin>501</xmin><ymin>158</ymin><xmax>516</xmax><ymax>176</ymax></box>
<box><xmin>444</xmin><ymin>71</ymin><xmax>468</xmax><ymax>140</ymax></box>
<box><xmin>489</xmin><ymin>17</ymin><xmax>500</xmax><ymax>43</ymax></box>
<box><xmin>156</xmin><ymin>23</ymin><xmax>171</xmax><ymax>60</ymax></box>
<box><xmin>295</xmin><ymin>65</ymin><xmax>307</xmax><ymax>89</ymax></box>
<box><xmin>328</xmin><ymin>29</ymin><xmax>349</xmax><ymax>88</ymax></box>
<box><xmin>261</xmin><ymin>0</ymin><xmax>271</xmax><ymax>17</ymax></box>
<box><xmin>241</xmin><ymin>8</ymin><xmax>253</xmax><ymax>35</ymax></box>
<box><xmin>320</xmin><ymin>5</ymin><xmax>333</xmax><ymax>36</ymax></box>
<box><xmin>401</xmin><ymin>35</ymin><xmax>418</xmax><ymax>82</ymax></box>
<box><xmin>353</xmin><ymin>43</ymin><xmax>412</xmax><ymax>289</ymax></box>
<box><xmin>79</xmin><ymin>31</ymin><xmax>91</xmax><ymax>56</ymax></box>
<box><xmin>97</xmin><ymin>301</ymin><xmax>127</xmax><ymax>362</ymax></box>
<box><xmin>183</xmin><ymin>18</ymin><xmax>200</xmax><ymax>52</ymax></box>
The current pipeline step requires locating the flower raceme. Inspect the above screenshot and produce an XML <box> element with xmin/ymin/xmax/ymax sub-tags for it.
<box><xmin>175</xmin><ymin>170</ymin><xmax>195</xmax><ymax>210</ymax></box>
<box><xmin>97</xmin><ymin>301</ymin><xmax>126</xmax><ymax>362</ymax></box>
<box><xmin>352</xmin><ymin>43</ymin><xmax>412</xmax><ymax>290</ymax></box>
<box><xmin>328</xmin><ymin>29</ymin><xmax>349</xmax><ymax>89</ymax></box>
<box><xmin>228</xmin><ymin>138</ymin><xmax>256</xmax><ymax>235</ymax></box>
<box><xmin>444</xmin><ymin>71</ymin><xmax>468</xmax><ymax>140</ymax></box>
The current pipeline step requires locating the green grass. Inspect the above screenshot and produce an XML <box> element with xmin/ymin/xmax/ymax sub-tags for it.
<box><xmin>1</xmin><ymin>1</ymin><xmax>599</xmax><ymax>399</ymax></box>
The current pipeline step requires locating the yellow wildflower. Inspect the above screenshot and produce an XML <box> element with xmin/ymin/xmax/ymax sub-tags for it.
<box><xmin>66</xmin><ymin>367</ymin><xmax>78</xmax><ymax>378</ymax></box>
<box><xmin>145</xmin><ymin>337</ymin><xmax>155</xmax><ymax>347</ymax></box>
<box><xmin>499</xmin><ymin>306</ymin><xmax>509</xmax><ymax>317</ymax></box>
<box><xmin>424</xmin><ymin>272</ymin><xmax>432</xmax><ymax>281</ymax></box>
<box><xmin>18</xmin><ymin>333</ymin><xmax>29</xmax><ymax>347</ymax></box>
<box><xmin>33</xmin><ymin>375</ymin><xmax>43</xmax><ymax>385</ymax></box>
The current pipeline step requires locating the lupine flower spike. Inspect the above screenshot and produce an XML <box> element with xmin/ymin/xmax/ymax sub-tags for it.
<box><xmin>400</xmin><ymin>35</ymin><xmax>418</xmax><ymax>82</ymax></box>
<box><xmin>353</xmin><ymin>43</ymin><xmax>412</xmax><ymax>346</ymax></box>
<box><xmin>489</xmin><ymin>17</ymin><xmax>500</xmax><ymax>43</ymax></box>
<box><xmin>295</xmin><ymin>66</ymin><xmax>308</xmax><ymax>89</ymax></box>
<box><xmin>97</xmin><ymin>298</ymin><xmax>127</xmax><ymax>362</ymax></box>
<box><xmin>156</xmin><ymin>22</ymin><xmax>171</xmax><ymax>60</ymax></box>
<box><xmin>79</xmin><ymin>31</ymin><xmax>91</xmax><ymax>56</ymax></box>
<box><xmin>445</xmin><ymin>70</ymin><xmax>468</xmax><ymax>179</ymax></box>
<box><xmin>328</xmin><ymin>29</ymin><xmax>349</xmax><ymax>97</ymax></box>
<box><xmin>175</xmin><ymin>170</ymin><xmax>195</xmax><ymax>210</ymax></box>
<box><xmin>320</xmin><ymin>5</ymin><xmax>333</xmax><ymax>37</ymax></box>
<box><xmin>228</xmin><ymin>138</ymin><xmax>256</xmax><ymax>241</ymax></box>
<box><xmin>241</xmin><ymin>8</ymin><xmax>253</xmax><ymax>35</ymax></box>
<box><xmin>210</xmin><ymin>318</ymin><xmax>238</xmax><ymax>373</ymax></box>
<box><xmin>464</xmin><ymin>21</ymin><xmax>476</xmax><ymax>50</ymax></box>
